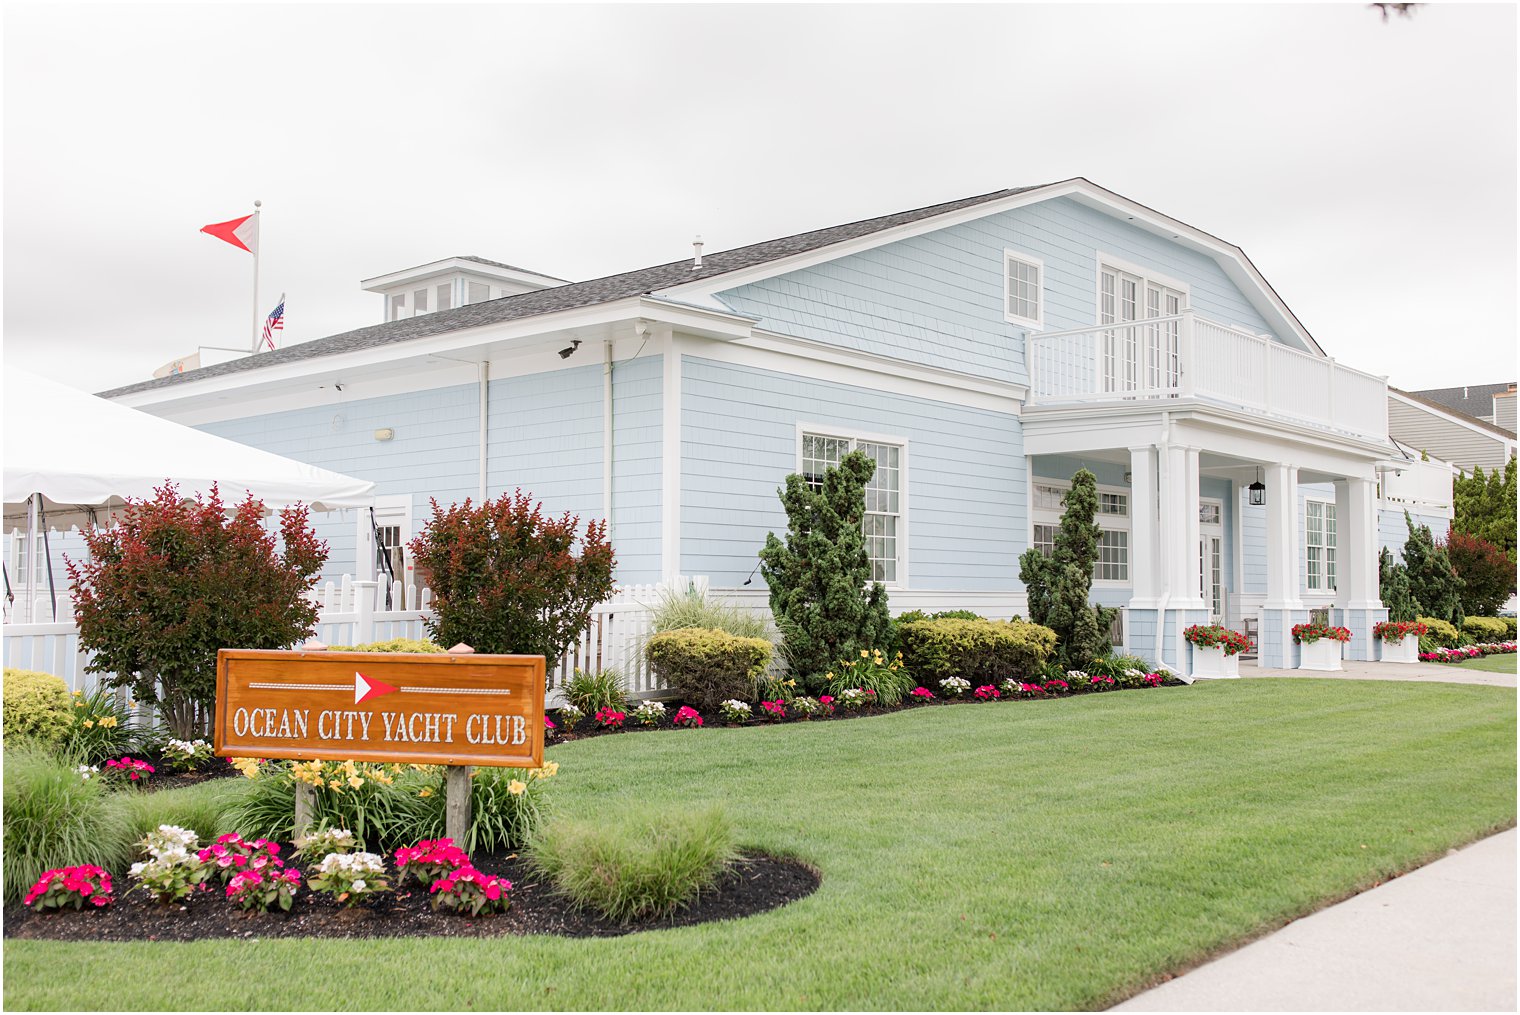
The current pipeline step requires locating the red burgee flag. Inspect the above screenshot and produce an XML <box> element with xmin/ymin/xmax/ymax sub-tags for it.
<box><xmin>200</xmin><ymin>213</ymin><xmax>259</xmax><ymax>255</ymax></box>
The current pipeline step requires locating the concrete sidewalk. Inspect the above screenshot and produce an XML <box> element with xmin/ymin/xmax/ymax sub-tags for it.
<box><xmin>1112</xmin><ymin>828</ymin><xmax>1518</xmax><ymax>1011</ymax></box>
<box><xmin>1239</xmin><ymin>656</ymin><xmax>1517</xmax><ymax>688</ymax></box>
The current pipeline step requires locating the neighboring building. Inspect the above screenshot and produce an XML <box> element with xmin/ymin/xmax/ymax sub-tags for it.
<box><xmin>1388</xmin><ymin>387</ymin><xmax>1517</xmax><ymax>474</ymax></box>
<box><xmin>101</xmin><ymin>178</ymin><xmax>1431</xmax><ymax>674</ymax></box>
<box><xmin>1408</xmin><ymin>382</ymin><xmax>1517</xmax><ymax>427</ymax></box>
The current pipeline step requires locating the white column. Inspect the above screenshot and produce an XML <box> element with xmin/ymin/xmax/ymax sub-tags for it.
<box><xmin>1129</xmin><ymin>445</ymin><xmax>1157</xmax><ymax>604</ymax></box>
<box><xmin>1335</xmin><ymin>477</ymin><xmax>1382</xmax><ymax>610</ymax></box>
<box><xmin>1163</xmin><ymin>444</ymin><xmax>1205</xmax><ymax>607</ymax></box>
<box><xmin>1264</xmin><ymin>463</ymin><xmax>1302</xmax><ymax>609</ymax></box>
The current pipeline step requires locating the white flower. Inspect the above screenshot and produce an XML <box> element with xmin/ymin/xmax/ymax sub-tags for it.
<box><xmin>720</xmin><ymin>699</ymin><xmax>750</xmax><ymax>712</ymax></box>
<box><xmin>351</xmin><ymin>879</ymin><xmax>366</xmax><ymax>892</ymax></box>
<box><xmin>129</xmin><ymin>861</ymin><xmax>146</xmax><ymax>877</ymax></box>
<box><xmin>1066</xmin><ymin>670</ymin><xmax>1089</xmax><ymax>680</ymax></box>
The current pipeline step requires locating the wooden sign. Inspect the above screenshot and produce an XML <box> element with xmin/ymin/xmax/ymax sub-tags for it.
<box><xmin>214</xmin><ymin>649</ymin><xmax>545</xmax><ymax>768</ymax></box>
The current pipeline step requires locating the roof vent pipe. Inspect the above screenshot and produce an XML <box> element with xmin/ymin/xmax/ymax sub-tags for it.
<box><xmin>691</xmin><ymin>235</ymin><xmax>703</xmax><ymax>270</ymax></box>
<box><xmin>1463</xmin><ymin>386</ymin><xmax>1469</xmax><ymax>398</ymax></box>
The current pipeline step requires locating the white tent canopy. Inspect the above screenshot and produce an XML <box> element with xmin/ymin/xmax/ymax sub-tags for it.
<box><xmin>4</xmin><ymin>367</ymin><xmax>375</xmax><ymax>531</ymax></box>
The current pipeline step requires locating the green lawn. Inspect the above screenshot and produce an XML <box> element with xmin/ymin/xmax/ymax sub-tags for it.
<box><xmin>5</xmin><ymin>679</ymin><xmax>1515</xmax><ymax>1011</ymax></box>
<box><xmin>1453</xmin><ymin>651</ymin><xmax>1519</xmax><ymax>674</ymax></box>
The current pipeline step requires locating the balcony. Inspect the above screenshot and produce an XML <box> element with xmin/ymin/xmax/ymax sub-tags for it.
<box><xmin>1026</xmin><ymin>312</ymin><xmax>1389</xmax><ymax>443</ymax></box>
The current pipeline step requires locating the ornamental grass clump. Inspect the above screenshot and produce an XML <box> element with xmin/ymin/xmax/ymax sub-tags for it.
<box><xmin>562</xmin><ymin>668</ymin><xmax>630</xmax><ymax>717</ymax></box>
<box><xmin>62</xmin><ymin>685</ymin><xmax>155</xmax><ymax>765</ymax></box>
<box><xmin>421</xmin><ymin>761</ymin><xmax>560</xmax><ymax>852</ymax></box>
<box><xmin>528</xmin><ymin>806</ymin><xmax>739</xmax><ymax>923</ymax></box>
<box><xmin>3</xmin><ymin>746</ymin><xmax>133</xmax><ymax>904</ymax></box>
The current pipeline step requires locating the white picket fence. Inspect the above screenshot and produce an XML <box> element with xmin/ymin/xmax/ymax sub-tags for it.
<box><xmin>1</xmin><ymin>575</ymin><xmax>708</xmax><ymax>702</ymax></box>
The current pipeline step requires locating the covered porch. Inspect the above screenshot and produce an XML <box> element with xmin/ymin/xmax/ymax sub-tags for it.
<box><xmin>1024</xmin><ymin>401</ymin><xmax>1393</xmax><ymax>677</ymax></box>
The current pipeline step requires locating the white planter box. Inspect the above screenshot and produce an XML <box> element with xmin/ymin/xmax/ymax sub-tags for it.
<box><xmin>1297</xmin><ymin>638</ymin><xmax>1344</xmax><ymax>671</ymax></box>
<box><xmin>1190</xmin><ymin>644</ymin><xmax>1240</xmax><ymax>678</ymax></box>
<box><xmin>1380</xmin><ymin>634</ymin><xmax>1420</xmax><ymax>664</ymax></box>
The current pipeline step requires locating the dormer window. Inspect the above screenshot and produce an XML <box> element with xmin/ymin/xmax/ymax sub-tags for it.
<box><xmin>1003</xmin><ymin>250</ymin><xmax>1044</xmax><ymax>329</ymax></box>
<box><xmin>363</xmin><ymin>257</ymin><xmax>568</xmax><ymax>324</ymax></box>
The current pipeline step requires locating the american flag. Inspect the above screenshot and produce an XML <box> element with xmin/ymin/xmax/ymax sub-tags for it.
<box><xmin>261</xmin><ymin>294</ymin><xmax>285</xmax><ymax>351</ymax></box>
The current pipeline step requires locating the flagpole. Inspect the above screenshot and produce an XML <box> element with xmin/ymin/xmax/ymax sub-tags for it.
<box><xmin>250</xmin><ymin>199</ymin><xmax>262</xmax><ymax>354</ymax></box>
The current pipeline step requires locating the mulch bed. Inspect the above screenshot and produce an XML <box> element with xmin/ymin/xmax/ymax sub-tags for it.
<box><xmin>2</xmin><ymin>851</ymin><xmax>819</xmax><ymax>942</ymax></box>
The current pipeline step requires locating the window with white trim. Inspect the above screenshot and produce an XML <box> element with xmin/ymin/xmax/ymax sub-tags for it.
<box><xmin>1029</xmin><ymin>481</ymin><xmax>1130</xmax><ymax>583</ymax></box>
<box><xmin>1305</xmin><ymin>500</ymin><xmax>1337</xmax><ymax>592</ymax></box>
<box><xmin>1004</xmin><ymin>250</ymin><xmax>1044</xmax><ymax>329</ymax></box>
<box><xmin>800</xmin><ymin>431</ymin><xmax>904</xmax><ymax>584</ymax></box>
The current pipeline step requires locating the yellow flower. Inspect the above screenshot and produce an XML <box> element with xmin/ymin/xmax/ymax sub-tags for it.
<box><xmin>328</xmin><ymin>779</ymin><xmax>342</xmax><ymax>790</ymax></box>
<box><xmin>347</xmin><ymin>775</ymin><xmax>364</xmax><ymax>789</ymax></box>
<box><xmin>128</xmin><ymin>701</ymin><xmax>136</xmax><ymax>708</ymax></box>
<box><xmin>75</xmin><ymin>701</ymin><xmax>87</xmax><ymax>709</ymax></box>
<box><xmin>419</xmin><ymin>787</ymin><xmax>433</xmax><ymax>798</ymax></box>
<box><xmin>82</xmin><ymin>720</ymin><xmax>95</xmax><ymax>729</ymax></box>
<box><xmin>508</xmin><ymin>779</ymin><xmax>527</xmax><ymax>795</ymax></box>
<box><xmin>72</xmin><ymin>690</ymin><xmax>83</xmax><ymax>697</ymax></box>
<box><xmin>860</xmin><ymin>650</ymin><xmax>870</xmax><ymax>658</ymax></box>
<box><xmin>100</xmin><ymin>716</ymin><xmax>118</xmax><ymax>728</ymax></box>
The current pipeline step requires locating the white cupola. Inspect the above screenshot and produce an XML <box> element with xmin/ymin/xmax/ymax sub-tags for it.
<box><xmin>360</xmin><ymin>256</ymin><xmax>568</xmax><ymax>323</ymax></box>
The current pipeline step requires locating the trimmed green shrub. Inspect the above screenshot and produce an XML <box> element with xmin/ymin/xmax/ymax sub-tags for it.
<box><xmin>897</xmin><ymin>609</ymin><xmax>982</xmax><ymax>624</ymax></box>
<box><xmin>528</xmin><ymin>806</ymin><xmax>739</xmax><ymax>923</ymax></box>
<box><xmin>329</xmin><ymin>638</ymin><xmax>444</xmax><ymax>653</ymax></box>
<box><xmin>1462</xmin><ymin>616</ymin><xmax>1510</xmax><ymax>641</ymax></box>
<box><xmin>2</xmin><ymin>668</ymin><xmax>73</xmax><ymax>749</ymax></box>
<box><xmin>60</xmin><ymin>685</ymin><xmax>156</xmax><ymax>765</ymax></box>
<box><xmin>897</xmin><ymin>618</ymin><xmax>1058</xmax><ymax>685</ymax></box>
<box><xmin>645</xmin><ymin>628</ymin><xmax>773</xmax><ymax>712</ymax></box>
<box><xmin>1417</xmin><ymin>616</ymin><xmax>1462</xmax><ymax>651</ymax></box>
<box><xmin>561</xmin><ymin>668</ymin><xmax>631</xmax><ymax>716</ymax></box>
<box><xmin>3</xmin><ymin>746</ymin><xmax>134</xmax><ymax>902</ymax></box>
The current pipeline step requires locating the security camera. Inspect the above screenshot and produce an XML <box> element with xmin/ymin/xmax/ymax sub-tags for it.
<box><xmin>559</xmin><ymin>340</ymin><xmax>582</xmax><ymax>360</ymax></box>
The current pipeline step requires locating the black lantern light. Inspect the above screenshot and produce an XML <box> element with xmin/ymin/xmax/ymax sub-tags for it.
<box><xmin>1248</xmin><ymin>467</ymin><xmax>1267</xmax><ymax>507</ymax></box>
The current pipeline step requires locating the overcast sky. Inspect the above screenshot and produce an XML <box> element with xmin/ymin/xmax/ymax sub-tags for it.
<box><xmin>4</xmin><ymin>3</ymin><xmax>1515</xmax><ymax>396</ymax></box>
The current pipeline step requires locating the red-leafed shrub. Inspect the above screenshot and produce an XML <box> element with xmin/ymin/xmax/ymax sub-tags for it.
<box><xmin>409</xmin><ymin>490</ymin><xmax>615</xmax><ymax>660</ymax></box>
<box><xmin>67</xmin><ymin>482</ymin><xmax>326</xmax><ymax>739</ymax></box>
<box><xmin>1444</xmin><ymin>528</ymin><xmax>1517</xmax><ymax>618</ymax></box>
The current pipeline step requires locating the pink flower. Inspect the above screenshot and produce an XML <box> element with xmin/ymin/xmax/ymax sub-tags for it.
<box><xmin>910</xmin><ymin>686</ymin><xmax>935</xmax><ymax>699</ymax></box>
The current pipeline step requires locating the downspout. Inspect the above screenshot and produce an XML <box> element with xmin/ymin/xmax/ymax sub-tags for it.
<box><xmin>603</xmin><ymin>339</ymin><xmax>614</xmax><ymax>536</ymax></box>
<box><xmin>478</xmin><ymin>361</ymin><xmax>489</xmax><ymax>501</ymax></box>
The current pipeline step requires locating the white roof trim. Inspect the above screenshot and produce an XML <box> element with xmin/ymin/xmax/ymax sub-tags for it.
<box><xmin>655</xmin><ymin>178</ymin><xmax>1326</xmax><ymax>358</ymax></box>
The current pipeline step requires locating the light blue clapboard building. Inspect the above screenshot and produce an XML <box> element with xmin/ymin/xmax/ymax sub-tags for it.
<box><xmin>103</xmin><ymin>179</ymin><xmax>1454</xmax><ymax>674</ymax></box>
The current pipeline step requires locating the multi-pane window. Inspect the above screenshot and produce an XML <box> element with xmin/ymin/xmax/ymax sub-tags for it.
<box><xmin>1096</xmin><ymin>530</ymin><xmax>1129</xmax><ymax>582</ymax></box>
<box><xmin>1004</xmin><ymin>251</ymin><xmax>1043</xmax><ymax>328</ymax></box>
<box><xmin>1305</xmin><ymin>501</ymin><xmax>1337</xmax><ymax>592</ymax></box>
<box><xmin>1199</xmin><ymin>502</ymin><xmax>1222</xmax><ymax>526</ymax></box>
<box><xmin>1098</xmin><ymin>492</ymin><xmax>1128</xmax><ymax>517</ymax></box>
<box><xmin>800</xmin><ymin>431</ymin><xmax>904</xmax><ymax>584</ymax></box>
<box><xmin>1030</xmin><ymin>480</ymin><xmax>1129</xmax><ymax>582</ymax></box>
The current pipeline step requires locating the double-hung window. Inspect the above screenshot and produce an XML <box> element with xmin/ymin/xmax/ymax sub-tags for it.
<box><xmin>1305</xmin><ymin>500</ymin><xmax>1337</xmax><ymax>592</ymax></box>
<box><xmin>1030</xmin><ymin>481</ymin><xmax>1130</xmax><ymax>583</ymax></box>
<box><xmin>800</xmin><ymin>430</ymin><xmax>905</xmax><ymax>584</ymax></box>
<box><xmin>1004</xmin><ymin>250</ymin><xmax>1044</xmax><ymax>329</ymax></box>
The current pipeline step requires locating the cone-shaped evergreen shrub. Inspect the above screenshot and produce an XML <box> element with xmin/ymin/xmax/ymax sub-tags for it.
<box><xmin>1401</xmin><ymin>511</ymin><xmax>1464</xmax><ymax>628</ymax></box>
<box><xmin>759</xmin><ymin>450</ymin><xmax>892</xmax><ymax>685</ymax></box>
<box><xmin>1017</xmin><ymin>468</ymin><xmax>1118</xmax><ymax>670</ymax></box>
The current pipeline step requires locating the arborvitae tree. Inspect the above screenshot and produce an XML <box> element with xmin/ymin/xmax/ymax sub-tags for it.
<box><xmin>1018</xmin><ymin>468</ymin><xmax>1118</xmax><ymax>670</ymax></box>
<box><xmin>1454</xmin><ymin>455</ymin><xmax>1517</xmax><ymax>556</ymax></box>
<box><xmin>1379</xmin><ymin>546</ymin><xmax>1420</xmax><ymax>622</ymax></box>
<box><xmin>1401</xmin><ymin>511</ymin><xmax>1464</xmax><ymax>627</ymax></box>
<box><xmin>759</xmin><ymin>450</ymin><xmax>893</xmax><ymax>686</ymax></box>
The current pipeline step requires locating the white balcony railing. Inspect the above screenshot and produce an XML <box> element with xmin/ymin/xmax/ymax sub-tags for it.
<box><xmin>1027</xmin><ymin>312</ymin><xmax>1389</xmax><ymax>442</ymax></box>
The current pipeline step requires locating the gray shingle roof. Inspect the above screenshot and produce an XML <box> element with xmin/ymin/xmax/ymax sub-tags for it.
<box><xmin>457</xmin><ymin>255</ymin><xmax>567</xmax><ymax>281</ymax></box>
<box><xmin>100</xmin><ymin>183</ymin><xmax>1055</xmax><ymax>398</ymax></box>
<box><xmin>1409</xmin><ymin>383</ymin><xmax>1516</xmax><ymax>422</ymax></box>
<box><xmin>1392</xmin><ymin>387</ymin><xmax>1519</xmax><ymax>439</ymax></box>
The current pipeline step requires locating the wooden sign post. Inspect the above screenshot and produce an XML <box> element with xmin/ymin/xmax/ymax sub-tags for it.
<box><xmin>215</xmin><ymin>646</ymin><xmax>546</xmax><ymax>842</ymax></box>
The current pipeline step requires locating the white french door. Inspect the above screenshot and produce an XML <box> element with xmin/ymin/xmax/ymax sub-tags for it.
<box><xmin>1102</xmin><ymin>264</ymin><xmax>1186</xmax><ymax>395</ymax></box>
<box><xmin>1198</xmin><ymin>498</ymin><xmax>1224</xmax><ymax>622</ymax></box>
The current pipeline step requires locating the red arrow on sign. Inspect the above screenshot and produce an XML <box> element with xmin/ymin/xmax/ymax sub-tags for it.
<box><xmin>354</xmin><ymin>672</ymin><xmax>398</xmax><ymax>704</ymax></box>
